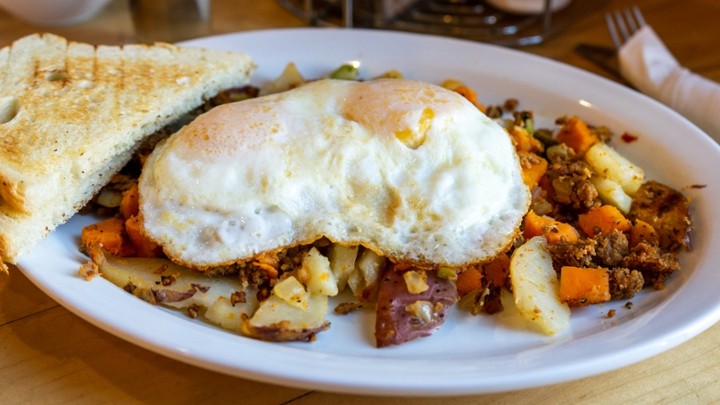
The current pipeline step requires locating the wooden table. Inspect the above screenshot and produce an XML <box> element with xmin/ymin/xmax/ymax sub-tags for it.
<box><xmin>1</xmin><ymin>0</ymin><xmax>719</xmax><ymax>403</ymax></box>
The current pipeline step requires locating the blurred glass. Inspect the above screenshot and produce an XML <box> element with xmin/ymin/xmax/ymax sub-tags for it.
<box><xmin>130</xmin><ymin>0</ymin><xmax>211</xmax><ymax>43</ymax></box>
<box><xmin>278</xmin><ymin>0</ymin><xmax>601</xmax><ymax>46</ymax></box>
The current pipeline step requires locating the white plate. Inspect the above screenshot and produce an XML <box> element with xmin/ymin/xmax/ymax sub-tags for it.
<box><xmin>17</xmin><ymin>28</ymin><xmax>720</xmax><ymax>396</ymax></box>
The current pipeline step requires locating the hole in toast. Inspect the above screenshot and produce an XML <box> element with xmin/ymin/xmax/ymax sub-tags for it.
<box><xmin>0</xmin><ymin>97</ymin><xmax>19</xmax><ymax>124</ymax></box>
<box><xmin>45</xmin><ymin>69</ymin><xmax>68</xmax><ymax>82</ymax></box>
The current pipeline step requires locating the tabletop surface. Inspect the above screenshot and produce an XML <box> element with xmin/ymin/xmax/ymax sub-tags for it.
<box><xmin>1</xmin><ymin>0</ymin><xmax>719</xmax><ymax>403</ymax></box>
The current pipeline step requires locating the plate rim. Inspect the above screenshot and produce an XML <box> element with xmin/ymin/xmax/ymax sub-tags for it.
<box><xmin>16</xmin><ymin>27</ymin><xmax>720</xmax><ymax>396</ymax></box>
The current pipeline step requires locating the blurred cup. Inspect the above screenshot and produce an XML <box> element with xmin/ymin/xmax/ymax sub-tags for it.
<box><xmin>130</xmin><ymin>0</ymin><xmax>211</xmax><ymax>43</ymax></box>
<box><xmin>485</xmin><ymin>0</ymin><xmax>572</xmax><ymax>14</ymax></box>
<box><xmin>0</xmin><ymin>0</ymin><xmax>111</xmax><ymax>26</ymax></box>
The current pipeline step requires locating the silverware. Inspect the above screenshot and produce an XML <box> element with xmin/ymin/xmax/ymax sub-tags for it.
<box><xmin>574</xmin><ymin>5</ymin><xmax>647</xmax><ymax>84</ymax></box>
<box><xmin>605</xmin><ymin>4</ymin><xmax>646</xmax><ymax>49</ymax></box>
<box><xmin>574</xmin><ymin>43</ymin><xmax>621</xmax><ymax>79</ymax></box>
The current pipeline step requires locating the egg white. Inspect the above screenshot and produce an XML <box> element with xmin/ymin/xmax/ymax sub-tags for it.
<box><xmin>139</xmin><ymin>78</ymin><xmax>530</xmax><ymax>268</ymax></box>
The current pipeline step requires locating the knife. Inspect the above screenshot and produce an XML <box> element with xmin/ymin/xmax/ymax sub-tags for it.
<box><xmin>574</xmin><ymin>43</ymin><xmax>625</xmax><ymax>83</ymax></box>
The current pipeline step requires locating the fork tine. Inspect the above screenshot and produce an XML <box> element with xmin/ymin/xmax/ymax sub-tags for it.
<box><xmin>631</xmin><ymin>5</ymin><xmax>646</xmax><ymax>27</ymax></box>
<box><xmin>623</xmin><ymin>8</ymin><xmax>639</xmax><ymax>33</ymax></box>
<box><xmin>606</xmin><ymin>5</ymin><xmax>647</xmax><ymax>50</ymax></box>
<box><xmin>606</xmin><ymin>13</ymin><xmax>622</xmax><ymax>49</ymax></box>
<box><xmin>614</xmin><ymin>10</ymin><xmax>631</xmax><ymax>42</ymax></box>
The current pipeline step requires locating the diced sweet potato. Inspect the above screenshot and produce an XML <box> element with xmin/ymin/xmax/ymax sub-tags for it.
<box><xmin>455</xmin><ymin>266</ymin><xmax>483</xmax><ymax>296</ymax></box>
<box><xmin>124</xmin><ymin>215</ymin><xmax>162</xmax><ymax>258</ymax></box>
<box><xmin>510</xmin><ymin>126</ymin><xmax>543</xmax><ymax>153</ymax></box>
<box><xmin>484</xmin><ymin>253</ymin><xmax>510</xmax><ymax>288</ymax></box>
<box><xmin>120</xmin><ymin>183</ymin><xmax>139</xmax><ymax>220</ymax></box>
<box><xmin>518</xmin><ymin>151</ymin><xmax>548</xmax><ymax>189</ymax></box>
<box><xmin>559</xmin><ymin>266</ymin><xmax>611</xmax><ymax>306</ymax></box>
<box><xmin>630</xmin><ymin>219</ymin><xmax>659</xmax><ymax>248</ymax></box>
<box><xmin>441</xmin><ymin>80</ymin><xmax>485</xmax><ymax>112</ymax></box>
<box><xmin>578</xmin><ymin>205</ymin><xmax>631</xmax><ymax>237</ymax></box>
<box><xmin>523</xmin><ymin>210</ymin><xmax>579</xmax><ymax>244</ymax></box>
<box><xmin>81</xmin><ymin>217</ymin><xmax>134</xmax><ymax>257</ymax></box>
<box><xmin>454</xmin><ymin>85</ymin><xmax>485</xmax><ymax>111</ymax></box>
<box><xmin>556</xmin><ymin>116</ymin><xmax>599</xmax><ymax>155</ymax></box>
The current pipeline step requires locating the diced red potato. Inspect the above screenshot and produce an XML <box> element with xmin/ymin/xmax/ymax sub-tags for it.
<box><xmin>94</xmin><ymin>253</ymin><xmax>257</xmax><ymax>332</ymax></box>
<box><xmin>241</xmin><ymin>293</ymin><xmax>330</xmax><ymax>342</ymax></box>
<box><xmin>375</xmin><ymin>265</ymin><xmax>458</xmax><ymax>347</ymax></box>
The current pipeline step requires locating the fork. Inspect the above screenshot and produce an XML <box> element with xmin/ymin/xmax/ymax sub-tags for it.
<box><xmin>573</xmin><ymin>5</ymin><xmax>647</xmax><ymax>82</ymax></box>
<box><xmin>605</xmin><ymin>5</ymin><xmax>647</xmax><ymax>49</ymax></box>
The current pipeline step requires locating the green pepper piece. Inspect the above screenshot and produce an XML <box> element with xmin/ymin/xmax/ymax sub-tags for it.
<box><xmin>437</xmin><ymin>266</ymin><xmax>458</xmax><ymax>281</ymax></box>
<box><xmin>330</xmin><ymin>64</ymin><xmax>359</xmax><ymax>80</ymax></box>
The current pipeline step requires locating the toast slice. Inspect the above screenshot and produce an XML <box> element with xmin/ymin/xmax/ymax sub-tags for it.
<box><xmin>0</xmin><ymin>33</ymin><xmax>255</xmax><ymax>269</ymax></box>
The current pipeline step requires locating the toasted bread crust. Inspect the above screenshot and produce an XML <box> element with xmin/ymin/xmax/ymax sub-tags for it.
<box><xmin>0</xmin><ymin>33</ymin><xmax>256</xmax><ymax>265</ymax></box>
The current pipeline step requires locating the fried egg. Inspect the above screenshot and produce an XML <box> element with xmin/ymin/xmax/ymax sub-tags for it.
<box><xmin>139</xmin><ymin>78</ymin><xmax>530</xmax><ymax>269</ymax></box>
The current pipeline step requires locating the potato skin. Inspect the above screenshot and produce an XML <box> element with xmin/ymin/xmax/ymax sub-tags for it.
<box><xmin>375</xmin><ymin>265</ymin><xmax>458</xmax><ymax>348</ymax></box>
<box><xmin>241</xmin><ymin>320</ymin><xmax>330</xmax><ymax>342</ymax></box>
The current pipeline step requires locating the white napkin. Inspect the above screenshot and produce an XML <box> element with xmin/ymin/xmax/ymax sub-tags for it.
<box><xmin>619</xmin><ymin>25</ymin><xmax>720</xmax><ymax>141</ymax></box>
